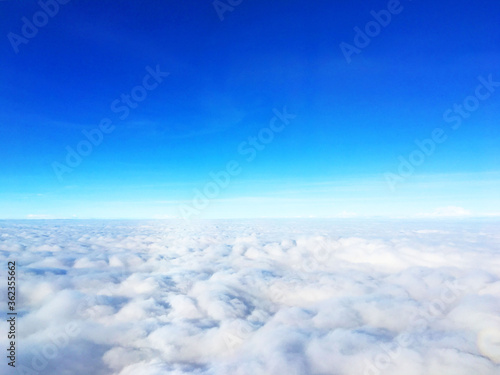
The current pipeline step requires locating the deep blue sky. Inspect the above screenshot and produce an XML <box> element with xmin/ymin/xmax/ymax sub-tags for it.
<box><xmin>1</xmin><ymin>0</ymin><xmax>499</xmax><ymax>219</ymax></box>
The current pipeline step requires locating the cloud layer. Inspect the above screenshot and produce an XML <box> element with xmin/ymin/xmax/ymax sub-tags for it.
<box><xmin>1</xmin><ymin>219</ymin><xmax>499</xmax><ymax>374</ymax></box>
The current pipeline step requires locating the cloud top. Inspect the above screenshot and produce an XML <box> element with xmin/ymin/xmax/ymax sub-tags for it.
<box><xmin>1</xmin><ymin>219</ymin><xmax>499</xmax><ymax>374</ymax></box>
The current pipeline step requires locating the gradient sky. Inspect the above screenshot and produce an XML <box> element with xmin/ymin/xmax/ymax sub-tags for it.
<box><xmin>0</xmin><ymin>0</ymin><xmax>499</xmax><ymax>219</ymax></box>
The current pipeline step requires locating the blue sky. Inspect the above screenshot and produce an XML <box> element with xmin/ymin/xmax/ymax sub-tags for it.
<box><xmin>0</xmin><ymin>0</ymin><xmax>499</xmax><ymax>219</ymax></box>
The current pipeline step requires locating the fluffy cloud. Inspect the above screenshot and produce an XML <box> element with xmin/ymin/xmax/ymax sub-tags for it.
<box><xmin>0</xmin><ymin>219</ymin><xmax>499</xmax><ymax>374</ymax></box>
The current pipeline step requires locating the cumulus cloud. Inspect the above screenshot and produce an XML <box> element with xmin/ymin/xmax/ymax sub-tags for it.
<box><xmin>0</xmin><ymin>219</ymin><xmax>499</xmax><ymax>374</ymax></box>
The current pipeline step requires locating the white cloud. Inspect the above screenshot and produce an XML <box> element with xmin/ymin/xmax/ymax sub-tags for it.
<box><xmin>417</xmin><ymin>206</ymin><xmax>472</xmax><ymax>217</ymax></box>
<box><xmin>1</xmin><ymin>219</ymin><xmax>499</xmax><ymax>374</ymax></box>
<box><xmin>26</xmin><ymin>214</ymin><xmax>55</xmax><ymax>219</ymax></box>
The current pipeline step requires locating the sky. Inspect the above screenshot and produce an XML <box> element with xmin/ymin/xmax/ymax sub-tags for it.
<box><xmin>0</xmin><ymin>0</ymin><xmax>499</xmax><ymax>219</ymax></box>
